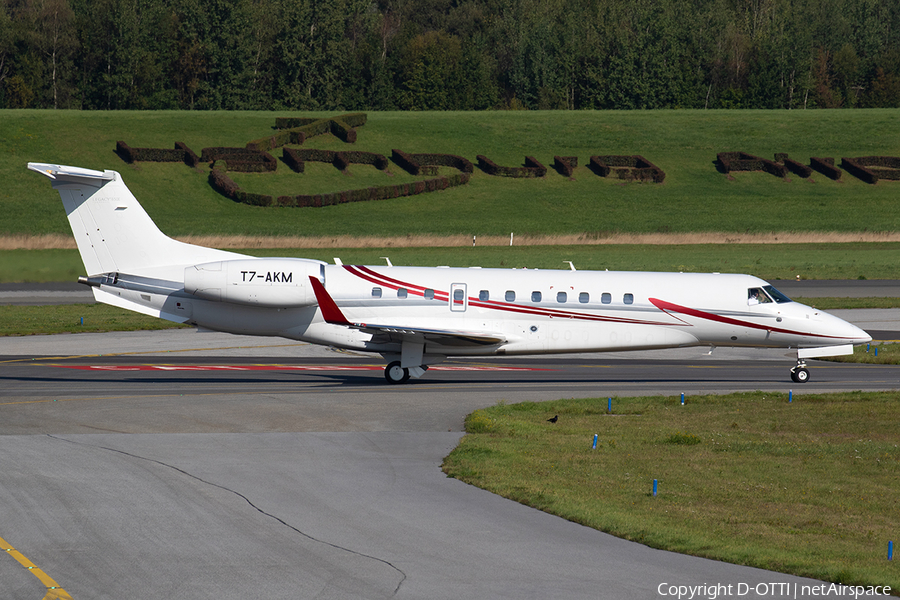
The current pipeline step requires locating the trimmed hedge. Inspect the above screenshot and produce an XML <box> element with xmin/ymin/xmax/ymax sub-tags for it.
<box><xmin>810</xmin><ymin>157</ymin><xmax>842</xmax><ymax>180</ymax></box>
<box><xmin>115</xmin><ymin>141</ymin><xmax>200</xmax><ymax>167</ymax></box>
<box><xmin>283</xmin><ymin>148</ymin><xmax>389</xmax><ymax>173</ymax></box>
<box><xmin>841</xmin><ymin>156</ymin><xmax>900</xmax><ymax>183</ymax></box>
<box><xmin>200</xmin><ymin>147</ymin><xmax>277</xmax><ymax>172</ymax></box>
<box><xmin>282</xmin><ymin>147</ymin><xmax>306</xmax><ymax>173</ymax></box>
<box><xmin>269</xmin><ymin>172</ymin><xmax>471</xmax><ymax>208</ymax></box>
<box><xmin>245</xmin><ymin>130</ymin><xmax>293</xmax><ymax>152</ymax></box>
<box><xmin>476</xmin><ymin>155</ymin><xmax>546</xmax><ymax>178</ymax></box>
<box><xmin>208</xmin><ymin>163</ymin><xmax>273</xmax><ymax>205</ymax></box>
<box><xmin>717</xmin><ymin>152</ymin><xmax>787</xmax><ymax>177</ymax></box>
<box><xmin>841</xmin><ymin>157</ymin><xmax>878</xmax><ymax>184</ymax></box>
<box><xmin>590</xmin><ymin>155</ymin><xmax>665</xmax><ymax>183</ymax></box>
<box><xmin>774</xmin><ymin>153</ymin><xmax>813</xmax><ymax>178</ymax></box>
<box><xmin>247</xmin><ymin>113</ymin><xmax>369</xmax><ymax>151</ymax></box>
<box><xmin>553</xmin><ymin>156</ymin><xmax>578</xmax><ymax>177</ymax></box>
<box><xmin>178</xmin><ymin>142</ymin><xmax>201</xmax><ymax>168</ymax></box>
<box><xmin>208</xmin><ymin>164</ymin><xmax>240</xmax><ymax>198</ymax></box>
<box><xmin>393</xmin><ymin>149</ymin><xmax>474</xmax><ymax>175</ymax></box>
<box><xmin>275</xmin><ymin>113</ymin><xmax>367</xmax><ymax>130</ymax></box>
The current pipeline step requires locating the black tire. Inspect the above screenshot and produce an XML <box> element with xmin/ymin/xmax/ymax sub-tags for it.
<box><xmin>385</xmin><ymin>361</ymin><xmax>410</xmax><ymax>384</ymax></box>
<box><xmin>791</xmin><ymin>368</ymin><xmax>810</xmax><ymax>384</ymax></box>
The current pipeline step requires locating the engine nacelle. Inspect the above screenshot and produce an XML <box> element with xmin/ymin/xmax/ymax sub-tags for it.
<box><xmin>184</xmin><ymin>258</ymin><xmax>325</xmax><ymax>307</ymax></box>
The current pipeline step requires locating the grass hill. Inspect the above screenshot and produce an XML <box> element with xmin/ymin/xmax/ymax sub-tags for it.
<box><xmin>3</xmin><ymin>109</ymin><xmax>900</xmax><ymax>240</ymax></box>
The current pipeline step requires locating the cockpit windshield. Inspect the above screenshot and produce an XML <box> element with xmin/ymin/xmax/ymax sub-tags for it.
<box><xmin>748</xmin><ymin>286</ymin><xmax>793</xmax><ymax>306</ymax></box>
<box><xmin>763</xmin><ymin>285</ymin><xmax>792</xmax><ymax>303</ymax></box>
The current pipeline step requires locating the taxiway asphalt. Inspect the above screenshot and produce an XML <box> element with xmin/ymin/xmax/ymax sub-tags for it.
<box><xmin>1</xmin><ymin>320</ymin><xmax>898</xmax><ymax>599</ymax></box>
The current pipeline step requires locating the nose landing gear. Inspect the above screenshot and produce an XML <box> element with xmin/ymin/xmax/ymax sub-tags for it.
<box><xmin>790</xmin><ymin>360</ymin><xmax>810</xmax><ymax>383</ymax></box>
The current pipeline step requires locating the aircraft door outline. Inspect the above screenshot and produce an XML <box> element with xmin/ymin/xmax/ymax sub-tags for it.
<box><xmin>450</xmin><ymin>283</ymin><xmax>467</xmax><ymax>312</ymax></box>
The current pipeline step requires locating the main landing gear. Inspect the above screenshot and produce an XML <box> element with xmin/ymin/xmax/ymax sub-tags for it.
<box><xmin>385</xmin><ymin>361</ymin><xmax>410</xmax><ymax>384</ymax></box>
<box><xmin>790</xmin><ymin>360</ymin><xmax>810</xmax><ymax>384</ymax></box>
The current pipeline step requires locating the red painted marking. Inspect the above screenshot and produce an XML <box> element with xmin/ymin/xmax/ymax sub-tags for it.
<box><xmin>53</xmin><ymin>364</ymin><xmax>551</xmax><ymax>372</ymax></box>
<box><xmin>344</xmin><ymin>265</ymin><xmax>676</xmax><ymax>326</ymax></box>
<box><xmin>308</xmin><ymin>276</ymin><xmax>350</xmax><ymax>325</ymax></box>
<box><xmin>648</xmin><ymin>297</ymin><xmax>848</xmax><ymax>340</ymax></box>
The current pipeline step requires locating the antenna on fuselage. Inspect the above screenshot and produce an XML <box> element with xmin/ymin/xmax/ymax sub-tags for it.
<box><xmin>380</xmin><ymin>257</ymin><xmax>393</xmax><ymax>267</ymax></box>
<box><xmin>564</xmin><ymin>261</ymin><xmax>576</xmax><ymax>271</ymax></box>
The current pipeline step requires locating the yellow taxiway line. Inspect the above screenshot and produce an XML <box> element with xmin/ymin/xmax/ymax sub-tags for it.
<box><xmin>0</xmin><ymin>534</ymin><xmax>73</xmax><ymax>600</ymax></box>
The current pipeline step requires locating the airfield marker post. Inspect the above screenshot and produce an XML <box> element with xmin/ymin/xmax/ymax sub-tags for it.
<box><xmin>680</xmin><ymin>393</ymin><xmax>685</xmax><ymax>406</ymax></box>
<box><xmin>592</xmin><ymin>434</ymin><xmax>598</xmax><ymax>450</ymax></box>
<box><xmin>789</xmin><ymin>390</ymin><xmax>793</xmax><ymax>403</ymax></box>
<box><xmin>890</xmin><ymin>541</ymin><xmax>893</xmax><ymax>560</ymax></box>
<box><xmin>653</xmin><ymin>479</ymin><xmax>658</xmax><ymax>497</ymax></box>
<box><xmin>608</xmin><ymin>397</ymin><xmax>611</xmax><ymax>413</ymax></box>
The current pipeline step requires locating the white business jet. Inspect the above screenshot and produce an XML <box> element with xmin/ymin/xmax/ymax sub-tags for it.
<box><xmin>29</xmin><ymin>163</ymin><xmax>871</xmax><ymax>384</ymax></box>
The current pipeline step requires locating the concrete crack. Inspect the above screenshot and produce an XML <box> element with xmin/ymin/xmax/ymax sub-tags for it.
<box><xmin>47</xmin><ymin>434</ymin><xmax>407</xmax><ymax>598</ymax></box>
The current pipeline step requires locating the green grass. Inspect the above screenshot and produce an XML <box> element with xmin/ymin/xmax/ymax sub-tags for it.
<box><xmin>3</xmin><ymin>109</ymin><xmax>900</xmax><ymax>238</ymax></box>
<box><xmin>443</xmin><ymin>393</ymin><xmax>900</xmax><ymax>590</ymax></box>
<box><xmin>0</xmin><ymin>303</ymin><xmax>187</xmax><ymax>336</ymax></box>
<box><xmin>826</xmin><ymin>343</ymin><xmax>900</xmax><ymax>364</ymax></box>
<box><xmin>8</xmin><ymin>243</ymin><xmax>900</xmax><ymax>283</ymax></box>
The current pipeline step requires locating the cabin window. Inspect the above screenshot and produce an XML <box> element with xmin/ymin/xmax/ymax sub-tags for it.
<box><xmin>479</xmin><ymin>290</ymin><xmax>489</xmax><ymax>301</ymax></box>
<box><xmin>505</xmin><ymin>290</ymin><xmax>516</xmax><ymax>302</ymax></box>
<box><xmin>372</xmin><ymin>287</ymin><xmax>382</xmax><ymax>298</ymax></box>
<box><xmin>624</xmin><ymin>293</ymin><xmax>634</xmax><ymax>305</ymax></box>
<box><xmin>579</xmin><ymin>292</ymin><xmax>590</xmax><ymax>303</ymax></box>
<box><xmin>532</xmin><ymin>291</ymin><xmax>542</xmax><ymax>302</ymax></box>
<box><xmin>454</xmin><ymin>288</ymin><xmax>465</xmax><ymax>302</ymax></box>
<box><xmin>748</xmin><ymin>287</ymin><xmax>773</xmax><ymax>305</ymax></box>
<box><xmin>397</xmin><ymin>288</ymin><xmax>408</xmax><ymax>299</ymax></box>
<box><xmin>424</xmin><ymin>289</ymin><xmax>435</xmax><ymax>300</ymax></box>
<box><xmin>601</xmin><ymin>292</ymin><xmax>612</xmax><ymax>304</ymax></box>
<box><xmin>557</xmin><ymin>291</ymin><xmax>567</xmax><ymax>303</ymax></box>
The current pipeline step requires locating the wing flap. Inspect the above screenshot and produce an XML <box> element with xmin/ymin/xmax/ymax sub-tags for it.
<box><xmin>358</xmin><ymin>323</ymin><xmax>506</xmax><ymax>347</ymax></box>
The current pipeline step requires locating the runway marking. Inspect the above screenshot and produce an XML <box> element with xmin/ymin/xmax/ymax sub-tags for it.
<box><xmin>52</xmin><ymin>364</ymin><xmax>552</xmax><ymax>372</ymax></box>
<box><xmin>0</xmin><ymin>534</ymin><xmax>73</xmax><ymax>600</ymax></box>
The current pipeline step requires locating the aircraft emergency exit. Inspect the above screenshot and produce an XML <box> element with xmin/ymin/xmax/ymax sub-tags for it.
<box><xmin>28</xmin><ymin>163</ymin><xmax>871</xmax><ymax>384</ymax></box>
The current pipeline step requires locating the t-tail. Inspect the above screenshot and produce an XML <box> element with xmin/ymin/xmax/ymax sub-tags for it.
<box><xmin>27</xmin><ymin>163</ymin><xmax>243</xmax><ymax>278</ymax></box>
<box><xmin>28</xmin><ymin>163</ymin><xmax>252</xmax><ymax>321</ymax></box>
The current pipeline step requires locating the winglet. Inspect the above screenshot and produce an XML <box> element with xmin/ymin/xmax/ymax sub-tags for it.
<box><xmin>309</xmin><ymin>276</ymin><xmax>351</xmax><ymax>325</ymax></box>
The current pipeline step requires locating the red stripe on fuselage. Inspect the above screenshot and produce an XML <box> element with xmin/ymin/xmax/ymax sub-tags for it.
<box><xmin>648</xmin><ymin>297</ymin><xmax>847</xmax><ymax>340</ymax></box>
<box><xmin>341</xmin><ymin>265</ymin><xmax>679</xmax><ymax>327</ymax></box>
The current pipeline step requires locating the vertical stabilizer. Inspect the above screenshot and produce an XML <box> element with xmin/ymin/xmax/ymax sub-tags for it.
<box><xmin>28</xmin><ymin>163</ymin><xmax>245</xmax><ymax>278</ymax></box>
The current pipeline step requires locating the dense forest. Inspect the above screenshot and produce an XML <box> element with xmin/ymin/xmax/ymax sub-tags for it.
<box><xmin>1</xmin><ymin>0</ymin><xmax>899</xmax><ymax>111</ymax></box>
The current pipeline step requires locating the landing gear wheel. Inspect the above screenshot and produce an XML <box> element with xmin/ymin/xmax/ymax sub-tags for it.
<box><xmin>790</xmin><ymin>367</ymin><xmax>810</xmax><ymax>384</ymax></box>
<box><xmin>385</xmin><ymin>361</ymin><xmax>410</xmax><ymax>384</ymax></box>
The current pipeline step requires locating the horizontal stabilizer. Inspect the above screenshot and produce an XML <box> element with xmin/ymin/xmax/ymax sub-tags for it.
<box><xmin>28</xmin><ymin>163</ymin><xmax>114</xmax><ymax>184</ymax></box>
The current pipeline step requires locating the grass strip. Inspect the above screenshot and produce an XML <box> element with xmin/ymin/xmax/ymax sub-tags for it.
<box><xmin>0</xmin><ymin>304</ymin><xmax>187</xmax><ymax>336</ymax></box>
<box><xmin>442</xmin><ymin>392</ymin><xmax>900</xmax><ymax>590</ymax></box>
<box><xmin>7</xmin><ymin>243</ymin><xmax>900</xmax><ymax>283</ymax></box>
<box><xmin>825</xmin><ymin>343</ymin><xmax>900</xmax><ymax>365</ymax></box>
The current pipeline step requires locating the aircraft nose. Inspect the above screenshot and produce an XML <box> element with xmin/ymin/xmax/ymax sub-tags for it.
<box><xmin>832</xmin><ymin>314</ymin><xmax>872</xmax><ymax>344</ymax></box>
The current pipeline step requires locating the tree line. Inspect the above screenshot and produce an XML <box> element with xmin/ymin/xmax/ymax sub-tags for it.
<box><xmin>2</xmin><ymin>0</ymin><xmax>899</xmax><ymax>111</ymax></box>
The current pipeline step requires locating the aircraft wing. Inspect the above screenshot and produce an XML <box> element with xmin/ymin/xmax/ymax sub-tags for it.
<box><xmin>352</xmin><ymin>324</ymin><xmax>505</xmax><ymax>347</ymax></box>
<box><xmin>309</xmin><ymin>276</ymin><xmax>506</xmax><ymax>348</ymax></box>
